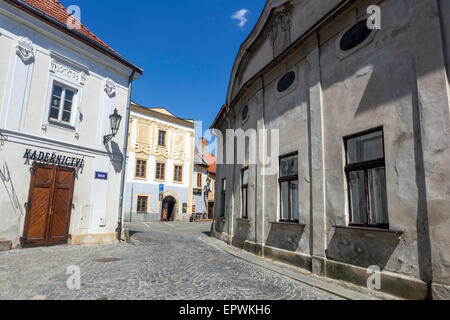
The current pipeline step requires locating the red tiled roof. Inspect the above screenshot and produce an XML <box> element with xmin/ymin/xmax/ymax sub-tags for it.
<box><xmin>21</xmin><ymin>0</ymin><xmax>116</xmax><ymax>53</ymax></box>
<box><xmin>202</xmin><ymin>152</ymin><xmax>217</xmax><ymax>175</ymax></box>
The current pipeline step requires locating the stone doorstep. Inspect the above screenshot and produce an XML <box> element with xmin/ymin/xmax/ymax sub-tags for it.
<box><xmin>200</xmin><ymin>236</ymin><xmax>399</xmax><ymax>301</ymax></box>
<box><xmin>0</xmin><ymin>240</ymin><xmax>12</xmax><ymax>252</ymax></box>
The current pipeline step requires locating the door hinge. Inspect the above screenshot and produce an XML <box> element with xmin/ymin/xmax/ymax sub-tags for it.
<box><xmin>24</xmin><ymin>202</ymin><xmax>31</xmax><ymax>210</ymax></box>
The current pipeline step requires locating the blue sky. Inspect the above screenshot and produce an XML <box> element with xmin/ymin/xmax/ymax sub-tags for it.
<box><xmin>60</xmin><ymin>0</ymin><xmax>266</xmax><ymax>144</ymax></box>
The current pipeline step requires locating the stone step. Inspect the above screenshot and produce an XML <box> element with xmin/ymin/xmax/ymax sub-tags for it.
<box><xmin>0</xmin><ymin>240</ymin><xmax>12</xmax><ymax>252</ymax></box>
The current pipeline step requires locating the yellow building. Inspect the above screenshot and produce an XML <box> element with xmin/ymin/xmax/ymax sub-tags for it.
<box><xmin>125</xmin><ymin>102</ymin><xmax>195</xmax><ymax>222</ymax></box>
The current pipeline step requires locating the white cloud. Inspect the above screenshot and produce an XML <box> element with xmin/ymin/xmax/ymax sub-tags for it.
<box><xmin>231</xmin><ymin>9</ymin><xmax>249</xmax><ymax>28</ymax></box>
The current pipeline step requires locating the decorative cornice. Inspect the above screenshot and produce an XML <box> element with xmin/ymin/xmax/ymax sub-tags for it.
<box><xmin>49</xmin><ymin>51</ymin><xmax>89</xmax><ymax>85</ymax></box>
<box><xmin>16</xmin><ymin>36</ymin><xmax>34</xmax><ymax>63</ymax></box>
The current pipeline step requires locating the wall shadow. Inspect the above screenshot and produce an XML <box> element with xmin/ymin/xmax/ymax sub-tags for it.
<box><xmin>266</xmin><ymin>223</ymin><xmax>305</xmax><ymax>252</ymax></box>
<box><xmin>105</xmin><ymin>141</ymin><xmax>123</xmax><ymax>174</ymax></box>
<box><xmin>326</xmin><ymin>227</ymin><xmax>400</xmax><ymax>269</ymax></box>
<box><xmin>234</xmin><ymin>220</ymin><xmax>251</xmax><ymax>241</ymax></box>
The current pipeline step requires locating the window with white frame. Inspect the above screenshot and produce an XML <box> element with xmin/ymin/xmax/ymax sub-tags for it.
<box><xmin>49</xmin><ymin>83</ymin><xmax>77</xmax><ymax>126</ymax></box>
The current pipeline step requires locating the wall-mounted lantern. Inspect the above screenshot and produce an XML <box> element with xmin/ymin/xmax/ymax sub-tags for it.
<box><xmin>103</xmin><ymin>108</ymin><xmax>122</xmax><ymax>145</ymax></box>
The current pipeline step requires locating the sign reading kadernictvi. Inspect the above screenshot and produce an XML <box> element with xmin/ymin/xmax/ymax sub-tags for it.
<box><xmin>23</xmin><ymin>149</ymin><xmax>85</xmax><ymax>170</ymax></box>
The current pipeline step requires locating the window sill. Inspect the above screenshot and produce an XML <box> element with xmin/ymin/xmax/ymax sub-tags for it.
<box><xmin>236</xmin><ymin>218</ymin><xmax>250</xmax><ymax>223</ymax></box>
<box><xmin>216</xmin><ymin>217</ymin><xmax>226</xmax><ymax>222</ymax></box>
<box><xmin>47</xmin><ymin>120</ymin><xmax>76</xmax><ymax>132</ymax></box>
<box><xmin>270</xmin><ymin>221</ymin><xmax>306</xmax><ymax>228</ymax></box>
<box><xmin>333</xmin><ymin>225</ymin><xmax>403</xmax><ymax>236</ymax></box>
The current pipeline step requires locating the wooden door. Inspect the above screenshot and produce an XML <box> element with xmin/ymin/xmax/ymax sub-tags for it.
<box><xmin>208</xmin><ymin>202</ymin><xmax>214</xmax><ymax>219</ymax></box>
<box><xmin>22</xmin><ymin>164</ymin><xmax>75</xmax><ymax>247</ymax></box>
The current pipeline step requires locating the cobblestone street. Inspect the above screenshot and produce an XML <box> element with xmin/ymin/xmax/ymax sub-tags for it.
<box><xmin>0</xmin><ymin>222</ymin><xmax>355</xmax><ymax>300</ymax></box>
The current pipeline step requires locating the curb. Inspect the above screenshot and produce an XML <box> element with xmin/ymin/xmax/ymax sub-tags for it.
<box><xmin>199</xmin><ymin>236</ymin><xmax>397</xmax><ymax>300</ymax></box>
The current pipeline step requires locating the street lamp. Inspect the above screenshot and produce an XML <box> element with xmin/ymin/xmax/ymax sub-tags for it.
<box><xmin>103</xmin><ymin>108</ymin><xmax>122</xmax><ymax>145</ymax></box>
<box><xmin>204</xmin><ymin>177</ymin><xmax>212</xmax><ymax>219</ymax></box>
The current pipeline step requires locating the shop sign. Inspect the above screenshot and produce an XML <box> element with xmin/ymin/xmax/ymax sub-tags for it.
<box><xmin>23</xmin><ymin>149</ymin><xmax>85</xmax><ymax>170</ymax></box>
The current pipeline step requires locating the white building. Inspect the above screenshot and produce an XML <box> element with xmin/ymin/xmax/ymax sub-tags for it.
<box><xmin>124</xmin><ymin>102</ymin><xmax>195</xmax><ymax>222</ymax></box>
<box><xmin>0</xmin><ymin>0</ymin><xmax>142</xmax><ymax>248</ymax></box>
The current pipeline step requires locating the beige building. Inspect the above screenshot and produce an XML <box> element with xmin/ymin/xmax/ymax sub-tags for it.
<box><xmin>211</xmin><ymin>0</ymin><xmax>450</xmax><ymax>299</ymax></box>
<box><xmin>124</xmin><ymin>102</ymin><xmax>195</xmax><ymax>222</ymax></box>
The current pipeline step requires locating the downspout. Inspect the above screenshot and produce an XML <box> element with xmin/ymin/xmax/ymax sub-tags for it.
<box><xmin>117</xmin><ymin>69</ymin><xmax>136</xmax><ymax>241</ymax></box>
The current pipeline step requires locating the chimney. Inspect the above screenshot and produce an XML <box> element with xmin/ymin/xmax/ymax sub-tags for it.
<box><xmin>199</xmin><ymin>137</ymin><xmax>208</xmax><ymax>156</ymax></box>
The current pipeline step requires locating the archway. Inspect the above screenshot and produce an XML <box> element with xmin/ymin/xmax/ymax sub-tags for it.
<box><xmin>161</xmin><ymin>196</ymin><xmax>177</xmax><ymax>222</ymax></box>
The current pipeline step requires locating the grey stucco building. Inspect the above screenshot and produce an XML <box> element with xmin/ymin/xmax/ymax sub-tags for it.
<box><xmin>211</xmin><ymin>0</ymin><xmax>450</xmax><ymax>300</ymax></box>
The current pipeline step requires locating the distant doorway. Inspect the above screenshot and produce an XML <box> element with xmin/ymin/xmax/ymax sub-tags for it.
<box><xmin>208</xmin><ymin>202</ymin><xmax>214</xmax><ymax>220</ymax></box>
<box><xmin>161</xmin><ymin>196</ymin><xmax>177</xmax><ymax>222</ymax></box>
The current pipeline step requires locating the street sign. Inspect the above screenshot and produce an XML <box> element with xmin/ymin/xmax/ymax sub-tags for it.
<box><xmin>159</xmin><ymin>184</ymin><xmax>164</xmax><ymax>193</ymax></box>
<box><xmin>95</xmin><ymin>171</ymin><xmax>108</xmax><ymax>180</ymax></box>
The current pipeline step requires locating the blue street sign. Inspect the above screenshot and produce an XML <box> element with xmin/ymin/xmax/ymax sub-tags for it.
<box><xmin>95</xmin><ymin>171</ymin><xmax>108</xmax><ymax>180</ymax></box>
<box><xmin>159</xmin><ymin>184</ymin><xmax>164</xmax><ymax>192</ymax></box>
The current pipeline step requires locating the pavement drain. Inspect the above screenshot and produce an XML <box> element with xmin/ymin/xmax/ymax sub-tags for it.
<box><xmin>94</xmin><ymin>257</ymin><xmax>121</xmax><ymax>263</ymax></box>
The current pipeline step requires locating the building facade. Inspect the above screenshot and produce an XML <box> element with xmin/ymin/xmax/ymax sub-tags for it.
<box><xmin>211</xmin><ymin>0</ymin><xmax>450</xmax><ymax>299</ymax></box>
<box><xmin>124</xmin><ymin>102</ymin><xmax>195</xmax><ymax>222</ymax></box>
<box><xmin>193</xmin><ymin>138</ymin><xmax>216</xmax><ymax>219</ymax></box>
<box><xmin>0</xmin><ymin>0</ymin><xmax>142</xmax><ymax>248</ymax></box>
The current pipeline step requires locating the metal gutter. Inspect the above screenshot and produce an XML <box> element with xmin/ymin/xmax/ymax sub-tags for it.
<box><xmin>117</xmin><ymin>70</ymin><xmax>136</xmax><ymax>241</ymax></box>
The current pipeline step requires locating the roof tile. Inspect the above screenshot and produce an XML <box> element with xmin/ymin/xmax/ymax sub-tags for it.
<box><xmin>21</xmin><ymin>0</ymin><xmax>117</xmax><ymax>53</ymax></box>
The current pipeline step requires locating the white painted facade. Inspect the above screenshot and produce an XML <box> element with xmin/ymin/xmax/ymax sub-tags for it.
<box><xmin>0</xmin><ymin>1</ymin><xmax>141</xmax><ymax>247</ymax></box>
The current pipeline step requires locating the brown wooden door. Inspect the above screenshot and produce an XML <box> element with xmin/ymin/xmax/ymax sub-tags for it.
<box><xmin>208</xmin><ymin>202</ymin><xmax>214</xmax><ymax>219</ymax></box>
<box><xmin>23</xmin><ymin>164</ymin><xmax>75</xmax><ymax>247</ymax></box>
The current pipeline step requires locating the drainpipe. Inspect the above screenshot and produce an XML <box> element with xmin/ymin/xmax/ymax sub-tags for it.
<box><xmin>117</xmin><ymin>70</ymin><xmax>136</xmax><ymax>241</ymax></box>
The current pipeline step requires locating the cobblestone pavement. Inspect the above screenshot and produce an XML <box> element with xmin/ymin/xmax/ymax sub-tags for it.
<box><xmin>0</xmin><ymin>222</ymin><xmax>344</xmax><ymax>300</ymax></box>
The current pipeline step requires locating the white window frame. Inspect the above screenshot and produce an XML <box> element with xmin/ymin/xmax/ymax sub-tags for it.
<box><xmin>44</xmin><ymin>76</ymin><xmax>82</xmax><ymax>132</ymax></box>
<box><xmin>48</xmin><ymin>81</ymin><xmax>78</xmax><ymax>127</ymax></box>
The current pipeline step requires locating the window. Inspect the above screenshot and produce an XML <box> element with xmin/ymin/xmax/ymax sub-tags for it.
<box><xmin>277</xmin><ymin>71</ymin><xmax>296</xmax><ymax>92</ymax></box>
<box><xmin>242</xmin><ymin>105</ymin><xmax>249</xmax><ymax>121</ymax></box>
<box><xmin>345</xmin><ymin>128</ymin><xmax>388</xmax><ymax>228</ymax></box>
<box><xmin>340</xmin><ymin>19</ymin><xmax>373</xmax><ymax>51</ymax></box>
<box><xmin>192</xmin><ymin>205</ymin><xmax>196</xmax><ymax>213</ymax></box>
<box><xmin>158</xmin><ymin>130</ymin><xmax>166</xmax><ymax>146</ymax></box>
<box><xmin>241</xmin><ymin>168</ymin><xmax>249</xmax><ymax>219</ymax></box>
<box><xmin>155</xmin><ymin>162</ymin><xmax>165</xmax><ymax>180</ymax></box>
<box><xmin>135</xmin><ymin>159</ymin><xmax>147</xmax><ymax>179</ymax></box>
<box><xmin>136</xmin><ymin>196</ymin><xmax>148</xmax><ymax>213</ymax></box>
<box><xmin>174</xmin><ymin>165</ymin><xmax>183</xmax><ymax>182</ymax></box>
<box><xmin>197</xmin><ymin>173</ymin><xmax>202</xmax><ymax>188</ymax></box>
<box><xmin>279</xmin><ymin>154</ymin><xmax>299</xmax><ymax>222</ymax></box>
<box><xmin>49</xmin><ymin>83</ymin><xmax>77</xmax><ymax>125</ymax></box>
<box><xmin>221</xmin><ymin>178</ymin><xmax>226</xmax><ymax>217</ymax></box>
<box><xmin>182</xmin><ymin>203</ymin><xmax>187</xmax><ymax>214</ymax></box>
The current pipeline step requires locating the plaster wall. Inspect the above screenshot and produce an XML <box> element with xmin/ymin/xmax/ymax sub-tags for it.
<box><xmin>213</xmin><ymin>0</ymin><xmax>450</xmax><ymax>299</ymax></box>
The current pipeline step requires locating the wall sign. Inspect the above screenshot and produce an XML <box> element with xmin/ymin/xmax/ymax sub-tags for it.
<box><xmin>95</xmin><ymin>172</ymin><xmax>108</xmax><ymax>180</ymax></box>
<box><xmin>23</xmin><ymin>149</ymin><xmax>85</xmax><ymax>170</ymax></box>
